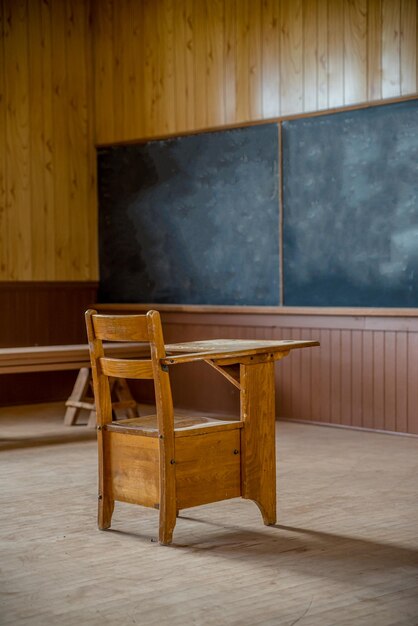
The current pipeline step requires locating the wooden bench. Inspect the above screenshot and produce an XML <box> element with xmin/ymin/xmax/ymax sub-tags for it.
<box><xmin>0</xmin><ymin>343</ymin><xmax>148</xmax><ymax>428</ymax></box>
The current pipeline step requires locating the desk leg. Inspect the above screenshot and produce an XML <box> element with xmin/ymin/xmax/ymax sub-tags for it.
<box><xmin>240</xmin><ymin>360</ymin><xmax>276</xmax><ymax>525</ymax></box>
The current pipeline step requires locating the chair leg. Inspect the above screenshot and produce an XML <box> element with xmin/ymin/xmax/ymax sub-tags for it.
<box><xmin>158</xmin><ymin>463</ymin><xmax>177</xmax><ymax>544</ymax></box>
<box><xmin>159</xmin><ymin>504</ymin><xmax>177</xmax><ymax>545</ymax></box>
<box><xmin>98</xmin><ymin>495</ymin><xmax>114</xmax><ymax>530</ymax></box>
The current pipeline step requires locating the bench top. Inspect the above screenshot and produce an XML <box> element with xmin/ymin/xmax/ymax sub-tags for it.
<box><xmin>0</xmin><ymin>343</ymin><xmax>149</xmax><ymax>374</ymax></box>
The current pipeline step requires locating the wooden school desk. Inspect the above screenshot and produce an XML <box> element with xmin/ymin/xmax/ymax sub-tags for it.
<box><xmin>163</xmin><ymin>338</ymin><xmax>319</xmax><ymax>525</ymax></box>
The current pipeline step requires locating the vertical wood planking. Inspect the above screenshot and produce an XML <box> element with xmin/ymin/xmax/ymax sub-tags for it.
<box><xmin>206</xmin><ymin>0</ymin><xmax>225</xmax><ymax>127</ymax></box>
<box><xmin>289</xmin><ymin>327</ymin><xmax>303</xmax><ymax>419</ymax></box>
<box><xmin>92</xmin><ymin>0</ymin><xmax>115</xmax><ymax>144</ymax></box>
<box><xmin>261</xmin><ymin>0</ymin><xmax>280</xmax><ymax>119</ymax></box>
<box><xmin>362</xmin><ymin>331</ymin><xmax>374</xmax><ymax>429</ymax></box>
<box><xmin>248</xmin><ymin>0</ymin><xmax>263</xmax><ymax>120</ymax></box>
<box><xmin>384</xmin><ymin>331</ymin><xmax>396</xmax><ymax>432</ymax></box>
<box><xmin>4</xmin><ymin>0</ymin><xmax>31</xmax><ymax>279</ymax></box>
<box><xmin>381</xmin><ymin>0</ymin><xmax>401</xmax><ymax>98</ymax></box>
<box><xmin>299</xmin><ymin>328</ymin><xmax>313</xmax><ymax>423</ymax></box>
<box><xmin>400</xmin><ymin>0</ymin><xmax>417</xmax><ymax>95</ymax></box>
<box><xmin>373</xmin><ymin>331</ymin><xmax>385</xmax><ymax>430</ymax></box>
<box><xmin>330</xmin><ymin>329</ymin><xmax>342</xmax><ymax>424</ymax></box>
<box><xmin>319</xmin><ymin>329</ymin><xmax>331</xmax><ymax>422</ymax></box>
<box><xmin>223</xmin><ymin>0</ymin><xmax>236</xmax><ymax>124</ymax></box>
<box><xmin>235</xmin><ymin>0</ymin><xmax>251</xmax><ymax>122</ymax></box>
<box><xmin>310</xmin><ymin>328</ymin><xmax>322</xmax><ymax>421</ymax></box>
<box><xmin>280</xmin><ymin>0</ymin><xmax>303</xmax><ymax>115</ymax></box>
<box><xmin>351</xmin><ymin>329</ymin><xmax>363</xmax><ymax>427</ymax></box>
<box><xmin>395</xmin><ymin>331</ymin><xmax>408</xmax><ymax>433</ymax></box>
<box><xmin>367</xmin><ymin>0</ymin><xmax>382</xmax><ymax>100</ymax></box>
<box><xmin>174</xmin><ymin>0</ymin><xmax>195</xmax><ymax>132</ymax></box>
<box><xmin>407</xmin><ymin>332</ymin><xmax>418</xmax><ymax>435</ymax></box>
<box><xmin>344</xmin><ymin>0</ymin><xmax>368</xmax><ymax>105</ymax></box>
<box><xmin>120</xmin><ymin>0</ymin><xmax>143</xmax><ymax>139</ymax></box>
<box><xmin>51</xmin><ymin>0</ymin><xmax>70</xmax><ymax>279</ymax></box>
<box><xmin>317</xmin><ymin>0</ymin><xmax>328</xmax><ymax>110</ymax></box>
<box><xmin>50</xmin><ymin>0</ymin><xmax>96</xmax><ymax>280</ymax></box>
<box><xmin>193</xmin><ymin>0</ymin><xmax>208</xmax><ymax>129</ymax></box>
<box><xmin>328</xmin><ymin>0</ymin><xmax>345</xmax><ymax>108</ymax></box>
<box><xmin>40</xmin><ymin>0</ymin><xmax>55</xmax><ymax>280</ymax></box>
<box><xmin>86</xmin><ymin>0</ymin><xmax>98</xmax><ymax>281</ymax></box>
<box><xmin>91</xmin><ymin>0</ymin><xmax>416</xmax><ymax>143</ymax></box>
<box><xmin>277</xmin><ymin>326</ymin><xmax>293</xmax><ymax>419</ymax></box>
<box><xmin>28</xmin><ymin>0</ymin><xmax>45</xmax><ymax>280</ymax></box>
<box><xmin>142</xmin><ymin>0</ymin><xmax>157</xmax><ymax>137</ymax></box>
<box><xmin>303</xmin><ymin>0</ymin><xmax>318</xmax><ymax>113</ymax></box>
<box><xmin>66</xmin><ymin>0</ymin><xmax>90</xmax><ymax>279</ymax></box>
<box><xmin>111</xmin><ymin>0</ymin><xmax>127</xmax><ymax>138</ymax></box>
<box><xmin>0</xmin><ymin>0</ymin><xmax>8</xmax><ymax>277</ymax></box>
<box><xmin>3</xmin><ymin>0</ymin><xmax>417</xmax><ymax>280</ymax></box>
<box><xmin>159</xmin><ymin>0</ymin><xmax>176</xmax><ymax>134</ymax></box>
<box><xmin>341</xmin><ymin>330</ymin><xmax>352</xmax><ymax>426</ymax></box>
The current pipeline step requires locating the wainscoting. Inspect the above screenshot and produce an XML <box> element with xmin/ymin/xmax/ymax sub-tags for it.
<box><xmin>141</xmin><ymin>308</ymin><xmax>418</xmax><ymax>436</ymax></box>
<box><xmin>0</xmin><ymin>282</ymin><xmax>98</xmax><ymax>405</ymax></box>
<box><xmin>2</xmin><ymin>291</ymin><xmax>417</xmax><ymax>435</ymax></box>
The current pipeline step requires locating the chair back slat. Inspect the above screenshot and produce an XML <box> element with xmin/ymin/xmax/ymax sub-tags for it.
<box><xmin>92</xmin><ymin>314</ymin><xmax>149</xmax><ymax>342</ymax></box>
<box><xmin>100</xmin><ymin>357</ymin><xmax>154</xmax><ymax>379</ymax></box>
<box><xmin>86</xmin><ymin>310</ymin><xmax>174</xmax><ymax>448</ymax></box>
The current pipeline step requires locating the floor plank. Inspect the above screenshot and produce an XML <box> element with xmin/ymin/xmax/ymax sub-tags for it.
<box><xmin>0</xmin><ymin>403</ymin><xmax>417</xmax><ymax>625</ymax></box>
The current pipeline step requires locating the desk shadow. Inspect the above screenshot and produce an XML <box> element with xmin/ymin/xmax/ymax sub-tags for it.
<box><xmin>172</xmin><ymin>515</ymin><xmax>418</xmax><ymax>581</ymax></box>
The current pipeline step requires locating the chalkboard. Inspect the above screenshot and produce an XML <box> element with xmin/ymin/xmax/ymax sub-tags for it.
<box><xmin>98</xmin><ymin>124</ymin><xmax>280</xmax><ymax>305</ymax></box>
<box><xmin>282</xmin><ymin>99</ymin><xmax>418</xmax><ymax>307</ymax></box>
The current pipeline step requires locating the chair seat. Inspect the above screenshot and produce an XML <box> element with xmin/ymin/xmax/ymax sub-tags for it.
<box><xmin>106</xmin><ymin>413</ymin><xmax>243</xmax><ymax>437</ymax></box>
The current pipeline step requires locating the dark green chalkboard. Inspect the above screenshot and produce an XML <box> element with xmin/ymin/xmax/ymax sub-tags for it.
<box><xmin>98</xmin><ymin>124</ymin><xmax>280</xmax><ymax>305</ymax></box>
<box><xmin>282</xmin><ymin>99</ymin><xmax>418</xmax><ymax>307</ymax></box>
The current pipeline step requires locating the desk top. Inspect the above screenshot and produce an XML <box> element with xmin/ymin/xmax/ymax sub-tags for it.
<box><xmin>164</xmin><ymin>338</ymin><xmax>319</xmax><ymax>364</ymax></box>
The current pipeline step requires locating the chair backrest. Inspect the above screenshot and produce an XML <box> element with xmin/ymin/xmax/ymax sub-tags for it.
<box><xmin>85</xmin><ymin>309</ymin><xmax>174</xmax><ymax>438</ymax></box>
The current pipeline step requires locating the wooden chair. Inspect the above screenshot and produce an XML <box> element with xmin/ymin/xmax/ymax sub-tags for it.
<box><xmin>85</xmin><ymin>309</ymin><xmax>243</xmax><ymax>545</ymax></box>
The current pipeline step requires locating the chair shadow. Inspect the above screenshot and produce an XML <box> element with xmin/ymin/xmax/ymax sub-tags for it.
<box><xmin>170</xmin><ymin>514</ymin><xmax>418</xmax><ymax>582</ymax></box>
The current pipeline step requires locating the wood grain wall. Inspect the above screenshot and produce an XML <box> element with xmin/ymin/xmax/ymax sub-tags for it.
<box><xmin>0</xmin><ymin>281</ymin><xmax>98</xmax><ymax>406</ymax></box>
<box><xmin>0</xmin><ymin>0</ymin><xmax>97</xmax><ymax>281</ymax></box>
<box><xmin>1</xmin><ymin>0</ymin><xmax>418</xmax><ymax>432</ymax></box>
<box><xmin>1</xmin><ymin>0</ymin><xmax>417</xmax><ymax>280</ymax></box>
<box><xmin>92</xmin><ymin>0</ymin><xmax>418</xmax><ymax>145</ymax></box>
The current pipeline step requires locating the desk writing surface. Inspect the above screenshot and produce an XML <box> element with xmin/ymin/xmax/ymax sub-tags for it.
<box><xmin>164</xmin><ymin>338</ymin><xmax>319</xmax><ymax>364</ymax></box>
<box><xmin>165</xmin><ymin>339</ymin><xmax>316</xmax><ymax>353</ymax></box>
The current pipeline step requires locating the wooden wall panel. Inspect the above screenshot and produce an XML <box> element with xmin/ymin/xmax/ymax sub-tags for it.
<box><xmin>0</xmin><ymin>0</ymin><xmax>97</xmax><ymax>281</ymax></box>
<box><xmin>92</xmin><ymin>0</ymin><xmax>418</xmax><ymax>144</ymax></box>
<box><xmin>0</xmin><ymin>0</ymin><xmax>6</xmax><ymax>277</ymax></box>
<box><xmin>1</xmin><ymin>0</ymin><xmax>417</xmax><ymax>279</ymax></box>
<box><xmin>0</xmin><ymin>281</ymin><xmax>98</xmax><ymax>347</ymax></box>
<box><xmin>0</xmin><ymin>281</ymin><xmax>98</xmax><ymax>406</ymax></box>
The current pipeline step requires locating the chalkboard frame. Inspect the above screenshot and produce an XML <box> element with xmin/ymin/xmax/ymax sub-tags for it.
<box><xmin>96</xmin><ymin>93</ymin><xmax>418</xmax><ymax>315</ymax></box>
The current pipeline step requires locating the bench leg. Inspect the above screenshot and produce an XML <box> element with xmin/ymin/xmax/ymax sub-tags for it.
<box><xmin>64</xmin><ymin>367</ymin><xmax>92</xmax><ymax>426</ymax></box>
<box><xmin>65</xmin><ymin>371</ymin><xmax>139</xmax><ymax>428</ymax></box>
<box><xmin>87</xmin><ymin>407</ymin><xmax>97</xmax><ymax>429</ymax></box>
<box><xmin>113</xmin><ymin>378</ymin><xmax>139</xmax><ymax>418</ymax></box>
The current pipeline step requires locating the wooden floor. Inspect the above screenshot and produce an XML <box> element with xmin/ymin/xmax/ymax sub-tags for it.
<box><xmin>1</xmin><ymin>403</ymin><xmax>418</xmax><ymax>626</ymax></box>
